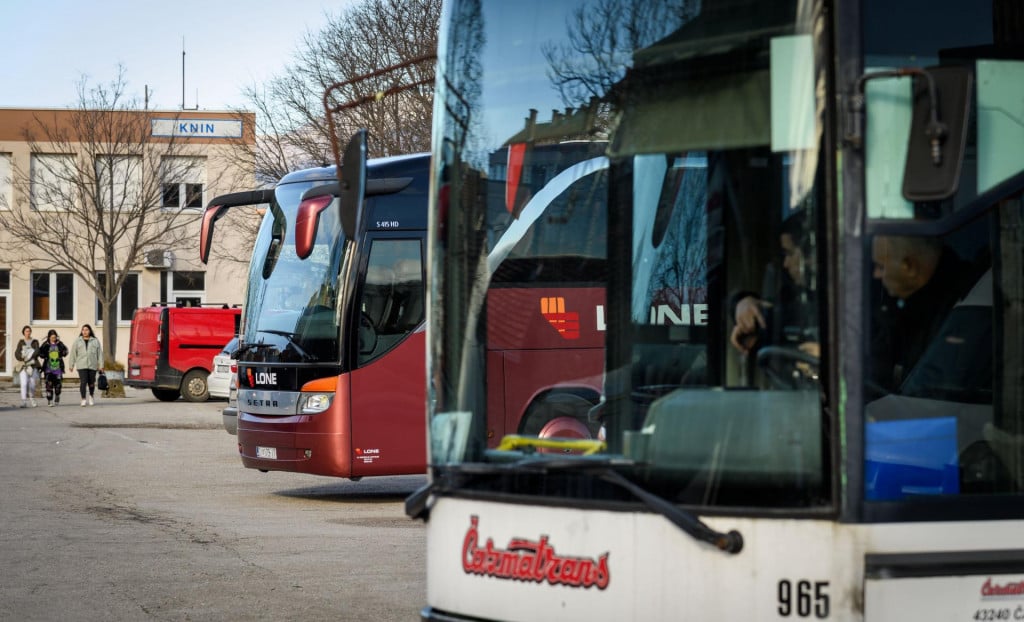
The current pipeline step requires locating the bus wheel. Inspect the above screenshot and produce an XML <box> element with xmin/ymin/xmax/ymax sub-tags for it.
<box><xmin>181</xmin><ymin>370</ymin><xmax>210</xmax><ymax>402</ymax></box>
<box><xmin>520</xmin><ymin>392</ymin><xmax>598</xmax><ymax>440</ymax></box>
<box><xmin>152</xmin><ymin>388</ymin><xmax>180</xmax><ymax>402</ymax></box>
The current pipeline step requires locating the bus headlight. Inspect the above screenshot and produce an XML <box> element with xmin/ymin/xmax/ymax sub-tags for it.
<box><xmin>299</xmin><ymin>393</ymin><xmax>333</xmax><ymax>414</ymax></box>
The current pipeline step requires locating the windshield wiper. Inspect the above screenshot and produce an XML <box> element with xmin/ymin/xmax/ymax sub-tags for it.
<box><xmin>235</xmin><ymin>342</ymin><xmax>275</xmax><ymax>357</ymax></box>
<box><xmin>258</xmin><ymin>329</ymin><xmax>315</xmax><ymax>361</ymax></box>
<box><xmin>406</xmin><ymin>458</ymin><xmax>743</xmax><ymax>555</ymax></box>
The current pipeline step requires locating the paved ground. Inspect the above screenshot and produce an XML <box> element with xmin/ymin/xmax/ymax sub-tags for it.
<box><xmin>0</xmin><ymin>383</ymin><xmax>427</xmax><ymax>621</ymax></box>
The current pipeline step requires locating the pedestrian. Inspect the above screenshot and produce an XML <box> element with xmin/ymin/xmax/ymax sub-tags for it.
<box><xmin>38</xmin><ymin>329</ymin><xmax>69</xmax><ymax>406</ymax></box>
<box><xmin>68</xmin><ymin>323</ymin><xmax>104</xmax><ymax>407</ymax></box>
<box><xmin>14</xmin><ymin>325</ymin><xmax>41</xmax><ymax>408</ymax></box>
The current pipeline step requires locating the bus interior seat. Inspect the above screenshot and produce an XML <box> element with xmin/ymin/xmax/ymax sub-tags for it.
<box><xmin>392</xmin><ymin>259</ymin><xmax>425</xmax><ymax>330</ymax></box>
<box><xmin>362</xmin><ymin>265</ymin><xmax>395</xmax><ymax>328</ymax></box>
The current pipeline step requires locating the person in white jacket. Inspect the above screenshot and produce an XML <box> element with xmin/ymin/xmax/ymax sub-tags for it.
<box><xmin>68</xmin><ymin>324</ymin><xmax>104</xmax><ymax>407</ymax></box>
<box><xmin>14</xmin><ymin>325</ymin><xmax>41</xmax><ymax>408</ymax></box>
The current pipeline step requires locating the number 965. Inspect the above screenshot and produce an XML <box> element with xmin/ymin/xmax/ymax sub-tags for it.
<box><xmin>778</xmin><ymin>579</ymin><xmax>830</xmax><ymax>618</ymax></box>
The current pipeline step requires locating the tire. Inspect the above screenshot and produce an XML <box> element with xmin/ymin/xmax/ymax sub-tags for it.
<box><xmin>181</xmin><ymin>369</ymin><xmax>210</xmax><ymax>402</ymax></box>
<box><xmin>519</xmin><ymin>392</ymin><xmax>598</xmax><ymax>438</ymax></box>
<box><xmin>152</xmin><ymin>388</ymin><xmax>180</xmax><ymax>402</ymax></box>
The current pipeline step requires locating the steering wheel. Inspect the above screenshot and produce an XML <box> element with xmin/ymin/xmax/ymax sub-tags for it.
<box><xmin>756</xmin><ymin>346</ymin><xmax>820</xmax><ymax>389</ymax></box>
<box><xmin>358</xmin><ymin>312</ymin><xmax>378</xmax><ymax>355</ymax></box>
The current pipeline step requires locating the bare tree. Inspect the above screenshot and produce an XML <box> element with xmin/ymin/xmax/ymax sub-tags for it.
<box><xmin>543</xmin><ymin>0</ymin><xmax>696</xmax><ymax>107</ymax></box>
<box><xmin>1</xmin><ymin>68</ymin><xmax>234</xmax><ymax>365</ymax></box>
<box><xmin>225</xmin><ymin>0</ymin><xmax>440</xmax><ymax>184</ymax></box>
<box><xmin>230</xmin><ymin>84</ymin><xmax>331</xmax><ymax>187</ymax></box>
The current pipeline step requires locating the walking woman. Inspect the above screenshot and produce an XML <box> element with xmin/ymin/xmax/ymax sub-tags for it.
<box><xmin>68</xmin><ymin>324</ymin><xmax>104</xmax><ymax>406</ymax></box>
<box><xmin>14</xmin><ymin>325</ymin><xmax>41</xmax><ymax>408</ymax></box>
<box><xmin>38</xmin><ymin>329</ymin><xmax>69</xmax><ymax>406</ymax></box>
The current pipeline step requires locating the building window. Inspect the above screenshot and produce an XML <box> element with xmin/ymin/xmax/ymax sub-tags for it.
<box><xmin>96</xmin><ymin>273</ymin><xmax>140</xmax><ymax>324</ymax></box>
<box><xmin>95</xmin><ymin>155</ymin><xmax>142</xmax><ymax>210</ymax></box>
<box><xmin>31</xmin><ymin>154</ymin><xmax>76</xmax><ymax>211</ymax></box>
<box><xmin>32</xmin><ymin>272</ymin><xmax>74</xmax><ymax>321</ymax></box>
<box><xmin>0</xmin><ymin>269</ymin><xmax>10</xmax><ymax>290</ymax></box>
<box><xmin>168</xmin><ymin>271</ymin><xmax>205</xmax><ymax>306</ymax></box>
<box><xmin>161</xmin><ymin>156</ymin><xmax>206</xmax><ymax>209</ymax></box>
<box><xmin>0</xmin><ymin>153</ymin><xmax>12</xmax><ymax>210</ymax></box>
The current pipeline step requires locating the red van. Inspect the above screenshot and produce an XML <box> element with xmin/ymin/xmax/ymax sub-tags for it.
<box><xmin>126</xmin><ymin>304</ymin><xmax>241</xmax><ymax>402</ymax></box>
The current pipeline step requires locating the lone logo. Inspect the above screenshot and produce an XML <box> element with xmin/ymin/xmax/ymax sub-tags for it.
<box><xmin>246</xmin><ymin>368</ymin><xmax>277</xmax><ymax>386</ymax></box>
<box><xmin>540</xmin><ymin>297</ymin><xmax>580</xmax><ymax>339</ymax></box>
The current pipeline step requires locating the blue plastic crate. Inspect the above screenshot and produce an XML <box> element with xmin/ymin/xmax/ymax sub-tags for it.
<box><xmin>865</xmin><ymin>416</ymin><xmax>960</xmax><ymax>501</ymax></box>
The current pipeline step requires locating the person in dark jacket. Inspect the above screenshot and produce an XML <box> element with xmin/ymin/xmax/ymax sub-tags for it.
<box><xmin>869</xmin><ymin>234</ymin><xmax>979</xmax><ymax>392</ymax></box>
<box><xmin>38</xmin><ymin>329</ymin><xmax>69</xmax><ymax>406</ymax></box>
<box><xmin>730</xmin><ymin>210</ymin><xmax>818</xmax><ymax>357</ymax></box>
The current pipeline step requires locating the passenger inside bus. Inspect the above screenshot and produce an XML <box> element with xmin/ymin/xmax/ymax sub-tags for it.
<box><xmin>864</xmin><ymin>229</ymin><xmax>1001</xmax><ymax>498</ymax></box>
<box><xmin>868</xmin><ymin>234</ymin><xmax>981</xmax><ymax>393</ymax></box>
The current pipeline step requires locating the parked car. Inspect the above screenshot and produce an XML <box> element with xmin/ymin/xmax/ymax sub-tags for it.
<box><xmin>223</xmin><ymin>374</ymin><xmax>238</xmax><ymax>435</ymax></box>
<box><xmin>208</xmin><ymin>337</ymin><xmax>240</xmax><ymax>399</ymax></box>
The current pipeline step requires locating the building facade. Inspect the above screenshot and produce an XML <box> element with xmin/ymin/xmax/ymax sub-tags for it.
<box><xmin>0</xmin><ymin>108</ymin><xmax>258</xmax><ymax>373</ymax></box>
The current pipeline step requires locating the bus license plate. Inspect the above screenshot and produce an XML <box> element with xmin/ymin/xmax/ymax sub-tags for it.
<box><xmin>256</xmin><ymin>446</ymin><xmax>277</xmax><ymax>459</ymax></box>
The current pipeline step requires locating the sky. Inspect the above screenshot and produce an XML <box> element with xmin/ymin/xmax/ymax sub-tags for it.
<box><xmin>0</xmin><ymin>0</ymin><xmax>357</xmax><ymax>111</ymax></box>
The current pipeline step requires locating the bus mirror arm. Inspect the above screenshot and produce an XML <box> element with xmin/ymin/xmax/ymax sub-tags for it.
<box><xmin>846</xmin><ymin>67</ymin><xmax>947</xmax><ymax>164</ymax></box>
<box><xmin>845</xmin><ymin>68</ymin><xmax>925</xmax><ymax>150</ymax></box>
<box><xmin>406</xmin><ymin>469</ymin><xmax>466</xmax><ymax>521</ymax></box>
<box><xmin>845</xmin><ymin>66</ymin><xmax>970</xmax><ymax>202</ymax></box>
<box><xmin>200</xmin><ymin>189</ymin><xmax>276</xmax><ymax>264</ymax></box>
<box><xmin>405</xmin><ymin>480</ymin><xmax>435</xmax><ymax>521</ymax></box>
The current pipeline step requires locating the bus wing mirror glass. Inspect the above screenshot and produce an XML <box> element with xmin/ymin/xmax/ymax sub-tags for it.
<box><xmin>339</xmin><ymin>130</ymin><xmax>367</xmax><ymax>240</ymax></box>
<box><xmin>903</xmin><ymin>66</ymin><xmax>973</xmax><ymax>202</ymax></box>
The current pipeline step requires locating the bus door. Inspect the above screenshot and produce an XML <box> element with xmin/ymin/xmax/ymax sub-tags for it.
<box><xmin>348</xmin><ymin>233</ymin><xmax>427</xmax><ymax>476</ymax></box>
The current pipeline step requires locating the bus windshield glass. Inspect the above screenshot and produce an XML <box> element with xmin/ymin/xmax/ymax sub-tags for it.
<box><xmin>431</xmin><ymin>0</ymin><xmax>829</xmax><ymax>509</ymax></box>
<box><xmin>242</xmin><ymin>180</ymin><xmax>346</xmax><ymax>363</ymax></box>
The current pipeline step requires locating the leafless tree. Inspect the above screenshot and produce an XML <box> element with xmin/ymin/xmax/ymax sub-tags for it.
<box><xmin>543</xmin><ymin>0</ymin><xmax>696</xmax><ymax>107</ymax></box>
<box><xmin>225</xmin><ymin>0</ymin><xmax>440</xmax><ymax>185</ymax></box>
<box><xmin>0</xmin><ymin>68</ymin><xmax>240</xmax><ymax>364</ymax></box>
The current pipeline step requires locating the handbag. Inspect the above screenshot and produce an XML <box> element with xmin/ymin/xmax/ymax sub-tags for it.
<box><xmin>97</xmin><ymin>371</ymin><xmax>109</xmax><ymax>391</ymax></box>
<box><xmin>11</xmin><ymin>372</ymin><xmax>19</xmax><ymax>387</ymax></box>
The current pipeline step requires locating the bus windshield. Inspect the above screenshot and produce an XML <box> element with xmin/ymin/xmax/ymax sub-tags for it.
<box><xmin>431</xmin><ymin>0</ymin><xmax>828</xmax><ymax>508</ymax></box>
<box><xmin>242</xmin><ymin>178</ymin><xmax>346</xmax><ymax>363</ymax></box>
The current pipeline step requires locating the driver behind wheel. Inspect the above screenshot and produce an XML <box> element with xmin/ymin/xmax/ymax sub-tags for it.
<box><xmin>729</xmin><ymin>209</ymin><xmax>819</xmax><ymax>366</ymax></box>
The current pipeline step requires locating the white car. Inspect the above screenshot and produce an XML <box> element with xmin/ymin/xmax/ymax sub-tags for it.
<box><xmin>208</xmin><ymin>337</ymin><xmax>239</xmax><ymax>399</ymax></box>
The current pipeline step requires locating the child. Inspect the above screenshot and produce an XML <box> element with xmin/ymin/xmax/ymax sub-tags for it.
<box><xmin>38</xmin><ymin>329</ymin><xmax>68</xmax><ymax>406</ymax></box>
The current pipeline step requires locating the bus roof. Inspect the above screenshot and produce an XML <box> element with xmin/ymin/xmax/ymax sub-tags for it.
<box><xmin>277</xmin><ymin>152</ymin><xmax>429</xmax><ymax>186</ymax></box>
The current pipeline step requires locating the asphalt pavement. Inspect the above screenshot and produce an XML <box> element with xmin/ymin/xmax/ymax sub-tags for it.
<box><xmin>0</xmin><ymin>382</ymin><xmax>225</xmax><ymax>425</ymax></box>
<box><xmin>0</xmin><ymin>380</ymin><xmax>427</xmax><ymax>621</ymax></box>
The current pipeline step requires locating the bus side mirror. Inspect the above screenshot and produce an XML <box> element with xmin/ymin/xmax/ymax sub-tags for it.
<box><xmin>339</xmin><ymin>130</ymin><xmax>367</xmax><ymax>241</ymax></box>
<box><xmin>294</xmin><ymin>188</ymin><xmax>337</xmax><ymax>260</ymax></box>
<box><xmin>200</xmin><ymin>204</ymin><xmax>228</xmax><ymax>264</ymax></box>
<box><xmin>199</xmin><ymin>189</ymin><xmax>275</xmax><ymax>264</ymax></box>
<box><xmin>903</xmin><ymin>66</ymin><xmax>972</xmax><ymax>202</ymax></box>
